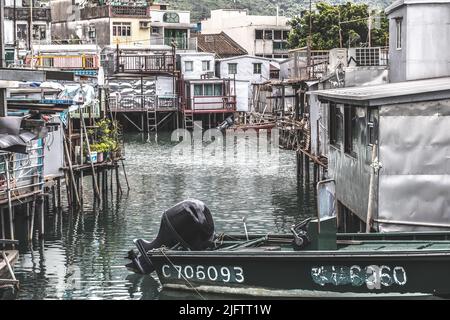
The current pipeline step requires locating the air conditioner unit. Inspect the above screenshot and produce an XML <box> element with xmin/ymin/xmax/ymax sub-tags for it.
<box><xmin>139</xmin><ymin>21</ymin><xmax>150</xmax><ymax>29</ymax></box>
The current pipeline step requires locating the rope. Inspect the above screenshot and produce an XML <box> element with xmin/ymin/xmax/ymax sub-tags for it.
<box><xmin>158</xmin><ymin>248</ymin><xmax>206</xmax><ymax>300</ymax></box>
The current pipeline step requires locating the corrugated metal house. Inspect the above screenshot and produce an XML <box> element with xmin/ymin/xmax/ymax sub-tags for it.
<box><xmin>310</xmin><ymin>77</ymin><xmax>450</xmax><ymax>232</ymax></box>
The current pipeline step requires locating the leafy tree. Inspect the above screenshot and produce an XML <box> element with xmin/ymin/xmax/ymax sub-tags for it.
<box><xmin>288</xmin><ymin>2</ymin><xmax>389</xmax><ymax>50</ymax></box>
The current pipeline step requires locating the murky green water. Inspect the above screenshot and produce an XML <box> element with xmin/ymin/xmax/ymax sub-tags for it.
<box><xmin>11</xmin><ymin>132</ymin><xmax>316</xmax><ymax>300</ymax></box>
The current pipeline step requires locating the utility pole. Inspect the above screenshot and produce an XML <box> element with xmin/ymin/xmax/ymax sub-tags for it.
<box><xmin>367</xmin><ymin>9</ymin><xmax>372</xmax><ymax>47</ymax></box>
<box><xmin>28</xmin><ymin>0</ymin><xmax>33</xmax><ymax>50</ymax></box>
<box><xmin>338</xmin><ymin>9</ymin><xmax>343</xmax><ymax>48</ymax></box>
<box><xmin>307</xmin><ymin>0</ymin><xmax>312</xmax><ymax>77</ymax></box>
<box><xmin>0</xmin><ymin>0</ymin><xmax>7</xmax><ymax>117</ymax></box>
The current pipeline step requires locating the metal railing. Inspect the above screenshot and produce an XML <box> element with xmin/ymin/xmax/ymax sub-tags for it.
<box><xmin>116</xmin><ymin>54</ymin><xmax>175</xmax><ymax>73</ymax></box>
<box><xmin>0</xmin><ymin>145</ymin><xmax>44</xmax><ymax>204</ymax></box>
<box><xmin>187</xmin><ymin>96</ymin><xmax>236</xmax><ymax>112</ymax></box>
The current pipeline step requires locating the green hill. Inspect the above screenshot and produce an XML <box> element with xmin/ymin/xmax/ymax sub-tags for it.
<box><xmin>162</xmin><ymin>0</ymin><xmax>395</xmax><ymax>22</ymax></box>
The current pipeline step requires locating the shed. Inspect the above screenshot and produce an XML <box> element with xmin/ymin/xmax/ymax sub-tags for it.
<box><xmin>309</xmin><ymin>77</ymin><xmax>450</xmax><ymax>232</ymax></box>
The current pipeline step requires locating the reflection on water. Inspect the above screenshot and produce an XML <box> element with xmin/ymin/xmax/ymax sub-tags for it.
<box><xmin>12</xmin><ymin>132</ymin><xmax>316</xmax><ymax>300</ymax></box>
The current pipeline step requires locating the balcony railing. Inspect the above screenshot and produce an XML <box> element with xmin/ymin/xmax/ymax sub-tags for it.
<box><xmin>116</xmin><ymin>54</ymin><xmax>175</xmax><ymax>73</ymax></box>
<box><xmin>4</xmin><ymin>7</ymin><xmax>51</xmax><ymax>21</ymax></box>
<box><xmin>32</xmin><ymin>54</ymin><xmax>100</xmax><ymax>70</ymax></box>
<box><xmin>0</xmin><ymin>146</ymin><xmax>44</xmax><ymax>205</ymax></box>
<box><xmin>80</xmin><ymin>5</ymin><xmax>149</xmax><ymax>19</ymax></box>
<box><xmin>109</xmin><ymin>95</ymin><xmax>178</xmax><ymax>111</ymax></box>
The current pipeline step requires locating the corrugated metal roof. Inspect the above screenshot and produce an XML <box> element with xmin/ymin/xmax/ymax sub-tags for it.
<box><xmin>309</xmin><ymin>77</ymin><xmax>450</xmax><ymax>106</ymax></box>
<box><xmin>195</xmin><ymin>32</ymin><xmax>248</xmax><ymax>59</ymax></box>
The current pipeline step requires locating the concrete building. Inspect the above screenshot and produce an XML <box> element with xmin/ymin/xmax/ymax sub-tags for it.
<box><xmin>3</xmin><ymin>0</ymin><xmax>51</xmax><ymax>62</ymax></box>
<box><xmin>201</xmin><ymin>9</ymin><xmax>290</xmax><ymax>59</ymax></box>
<box><xmin>51</xmin><ymin>0</ymin><xmax>153</xmax><ymax>46</ymax></box>
<box><xmin>386</xmin><ymin>0</ymin><xmax>450</xmax><ymax>83</ymax></box>
<box><xmin>149</xmin><ymin>2</ymin><xmax>196</xmax><ymax>50</ymax></box>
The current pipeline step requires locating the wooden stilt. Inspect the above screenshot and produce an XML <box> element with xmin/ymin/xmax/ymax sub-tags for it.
<box><xmin>29</xmin><ymin>199</ymin><xmax>35</xmax><ymax>242</ymax></box>
<box><xmin>121</xmin><ymin>159</ymin><xmax>130</xmax><ymax>191</ymax></box>
<box><xmin>4</xmin><ymin>156</ymin><xmax>15</xmax><ymax>242</ymax></box>
<box><xmin>57</xmin><ymin>178</ymin><xmax>62</xmax><ymax>210</ymax></box>
<box><xmin>40</xmin><ymin>196</ymin><xmax>45</xmax><ymax>238</ymax></box>
<box><xmin>1</xmin><ymin>208</ymin><xmax>5</xmax><ymax>248</ymax></box>
<box><xmin>115</xmin><ymin>165</ymin><xmax>123</xmax><ymax>195</ymax></box>
<box><xmin>80</xmin><ymin>112</ymin><xmax>101</xmax><ymax>205</ymax></box>
<box><xmin>52</xmin><ymin>185</ymin><xmax>57</xmax><ymax>212</ymax></box>
<box><xmin>63</xmin><ymin>135</ymin><xmax>81</xmax><ymax>207</ymax></box>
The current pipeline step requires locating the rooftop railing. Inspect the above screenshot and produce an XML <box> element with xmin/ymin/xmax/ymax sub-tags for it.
<box><xmin>115</xmin><ymin>54</ymin><xmax>175</xmax><ymax>74</ymax></box>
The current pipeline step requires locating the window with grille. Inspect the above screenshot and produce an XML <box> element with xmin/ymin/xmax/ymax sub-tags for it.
<box><xmin>164</xmin><ymin>12</ymin><xmax>180</xmax><ymax>23</ymax></box>
<box><xmin>253</xmin><ymin>63</ymin><xmax>262</xmax><ymax>74</ymax></box>
<box><xmin>113</xmin><ymin>22</ymin><xmax>131</xmax><ymax>37</ymax></box>
<box><xmin>255</xmin><ymin>30</ymin><xmax>263</xmax><ymax>40</ymax></box>
<box><xmin>355</xmin><ymin>48</ymin><xmax>380</xmax><ymax>66</ymax></box>
<box><xmin>228</xmin><ymin>63</ymin><xmax>237</xmax><ymax>75</ymax></box>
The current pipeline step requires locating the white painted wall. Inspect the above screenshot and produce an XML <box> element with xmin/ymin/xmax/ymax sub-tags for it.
<box><xmin>201</xmin><ymin>9</ymin><xmax>290</xmax><ymax>57</ymax></box>
<box><xmin>150</xmin><ymin>10</ymin><xmax>191</xmax><ymax>24</ymax></box>
<box><xmin>156</xmin><ymin>76</ymin><xmax>174</xmax><ymax>96</ymax></box>
<box><xmin>232</xmin><ymin>80</ymin><xmax>250</xmax><ymax>112</ymax></box>
<box><xmin>178</xmin><ymin>52</ymin><xmax>215</xmax><ymax>80</ymax></box>
<box><xmin>218</xmin><ymin>56</ymin><xmax>271</xmax><ymax>84</ymax></box>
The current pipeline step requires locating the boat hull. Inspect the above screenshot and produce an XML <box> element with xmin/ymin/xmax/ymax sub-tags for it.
<box><xmin>148</xmin><ymin>250</ymin><xmax>450</xmax><ymax>298</ymax></box>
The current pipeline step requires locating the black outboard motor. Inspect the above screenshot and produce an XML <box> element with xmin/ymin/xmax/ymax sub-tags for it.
<box><xmin>217</xmin><ymin>115</ymin><xmax>234</xmax><ymax>132</ymax></box>
<box><xmin>126</xmin><ymin>199</ymin><xmax>215</xmax><ymax>274</ymax></box>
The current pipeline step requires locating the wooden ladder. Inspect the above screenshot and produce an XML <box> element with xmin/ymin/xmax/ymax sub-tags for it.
<box><xmin>147</xmin><ymin>108</ymin><xmax>158</xmax><ymax>134</ymax></box>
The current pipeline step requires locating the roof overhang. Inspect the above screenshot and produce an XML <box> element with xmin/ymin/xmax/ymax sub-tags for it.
<box><xmin>386</xmin><ymin>0</ymin><xmax>450</xmax><ymax>14</ymax></box>
<box><xmin>308</xmin><ymin>77</ymin><xmax>450</xmax><ymax>107</ymax></box>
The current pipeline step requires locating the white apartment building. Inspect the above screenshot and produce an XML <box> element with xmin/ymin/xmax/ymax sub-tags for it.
<box><xmin>201</xmin><ymin>9</ymin><xmax>290</xmax><ymax>59</ymax></box>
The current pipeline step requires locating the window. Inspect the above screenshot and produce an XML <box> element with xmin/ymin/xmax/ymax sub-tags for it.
<box><xmin>204</xmin><ymin>84</ymin><xmax>214</xmax><ymax>96</ymax></box>
<box><xmin>185</xmin><ymin>61</ymin><xmax>193</xmax><ymax>72</ymax></box>
<box><xmin>228</xmin><ymin>63</ymin><xmax>237</xmax><ymax>75</ymax></box>
<box><xmin>344</xmin><ymin>106</ymin><xmax>357</xmax><ymax>156</ymax></box>
<box><xmin>202</xmin><ymin>60</ymin><xmax>210</xmax><ymax>71</ymax></box>
<box><xmin>32</xmin><ymin>25</ymin><xmax>46</xmax><ymax>40</ymax></box>
<box><xmin>194</xmin><ymin>84</ymin><xmax>203</xmax><ymax>96</ymax></box>
<box><xmin>274</xmin><ymin>30</ymin><xmax>282</xmax><ymax>40</ymax></box>
<box><xmin>163</xmin><ymin>12</ymin><xmax>180</xmax><ymax>23</ymax></box>
<box><xmin>255</xmin><ymin>30</ymin><xmax>263</xmax><ymax>40</ymax></box>
<box><xmin>17</xmin><ymin>24</ymin><xmax>27</xmax><ymax>41</ymax></box>
<box><xmin>253</xmin><ymin>63</ymin><xmax>262</xmax><ymax>74</ymax></box>
<box><xmin>283</xmin><ymin>30</ymin><xmax>289</xmax><ymax>40</ymax></box>
<box><xmin>194</xmin><ymin>84</ymin><xmax>223</xmax><ymax>96</ymax></box>
<box><xmin>396</xmin><ymin>18</ymin><xmax>402</xmax><ymax>50</ymax></box>
<box><xmin>329</xmin><ymin>103</ymin><xmax>343</xmax><ymax>148</ymax></box>
<box><xmin>151</xmin><ymin>27</ymin><xmax>160</xmax><ymax>34</ymax></box>
<box><xmin>88</xmin><ymin>26</ymin><xmax>96</xmax><ymax>39</ymax></box>
<box><xmin>113</xmin><ymin>22</ymin><xmax>131</xmax><ymax>37</ymax></box>
<box><xmin>367</xmin><ymin>108</ymin><xmax>378</xmax><ymax>146</ymax></box>
<box><xmin>273</xmin><ymin>41</ymin><xmax>288</xmax><ymax>50</ymax></box>
<box><xmin>214</xmin><ymin>84</ymin><xmax>223</xmax><ymax>96</ymax></box>
<box><xmin>264</xmin><ymin>30</ymin><xmax>273</xmax><ymax>40</ymax></box>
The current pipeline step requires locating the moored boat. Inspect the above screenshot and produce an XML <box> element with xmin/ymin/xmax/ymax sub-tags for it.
<box><xmin>125</xmin><ymin>198</ymin><xmax>450</xmax><ymax>299</ymax></box>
